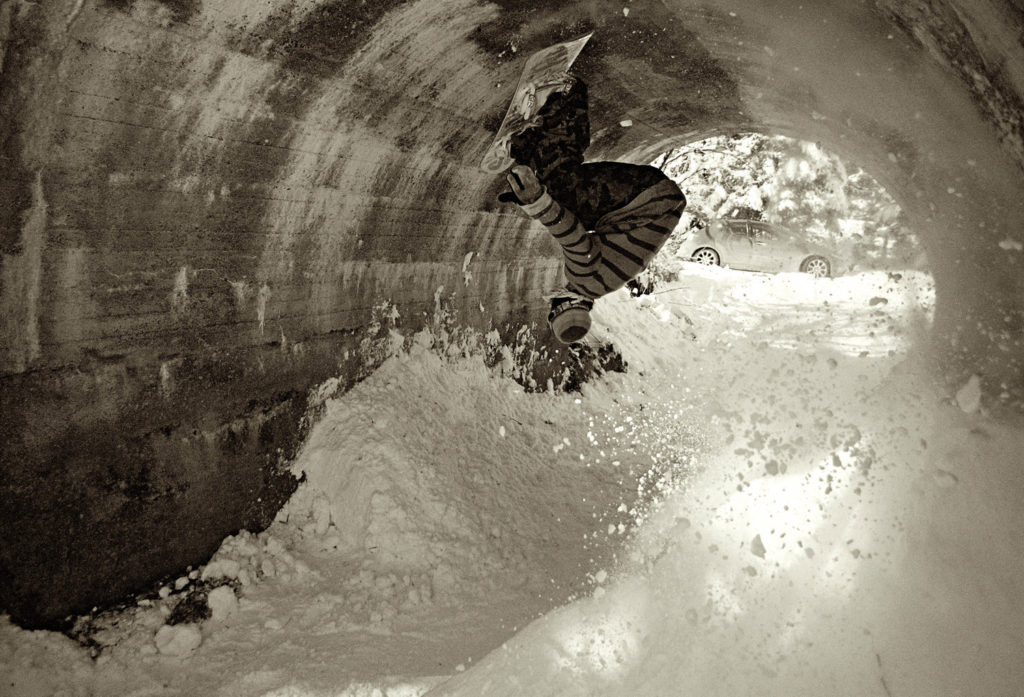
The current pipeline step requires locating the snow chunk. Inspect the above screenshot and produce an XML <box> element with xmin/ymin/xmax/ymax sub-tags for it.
<box><xmin>750</xmin><ymin>534</ymin><xmax>767</xmax><ymax>558</ymax></box>
<box><xmin>154</xmin><ymin>624</ymin><xmax>202</xmax><ymax>656</ymax></box>
<box><xmin>998</xmin><ymin>237</ymin><xmax>1023</xmax><ymax>251</ymax></box>
<box><xmin>207</xmin><ymin>585</ymin><xmax>239</xmax><ymax>621</ymax></box>
<box><xmin>955</xmin><ymin>375</ymin><xmax>982</xmax><ymax>414</ymax></box>
<box><xmin>742</xmin><ymin>186</ymin><xmax>763</xmax><ymax>211</ymax></box>
<box><xmin>202</xmin><ymin>558</ymin><xmax>241</xmax><ymax>581</ymax></box>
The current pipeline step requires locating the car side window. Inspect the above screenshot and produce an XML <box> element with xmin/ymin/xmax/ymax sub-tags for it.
<box><xmin>749</xmin><ymin>223</ymin><xmax>773</xmax><ymax>241</ymax></box>
<box><xmin>726</xmin><ymin>221</ymin><xmax>747</xmax><ymax>241</ymax></box>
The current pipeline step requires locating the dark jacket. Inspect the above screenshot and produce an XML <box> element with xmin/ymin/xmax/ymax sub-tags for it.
<box><xmin>509</xmin><ymin>79</ymin><xmax>668</xmax><ymax>230</ymax></box>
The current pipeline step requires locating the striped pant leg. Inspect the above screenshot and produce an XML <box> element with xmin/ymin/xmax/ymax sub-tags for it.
<box><xmin>520</xmin><ymin>190</ymin><xmax>600</xmax><ymax>298</ymax></box>
<box><xmin>586</xmin><ymin>188</ymin><xmax>686</xmax><ymax>295</ymax></box>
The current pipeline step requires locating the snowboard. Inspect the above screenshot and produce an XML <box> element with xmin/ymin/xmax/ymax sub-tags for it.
<box><xmin>479</xmin><ymin>32</ymin><xmax>594</xmax><ymax>174</ymax></box>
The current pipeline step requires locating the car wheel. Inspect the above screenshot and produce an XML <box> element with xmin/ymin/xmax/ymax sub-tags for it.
<box><xmin>692</xmin><ymin>247</ymin><xmax>721</xmax><ymax>266</ymax></box>
<box><xmin>801</xmin><ymin>255</ymin><xmax>831</xmax><ymax>278</ymax></box>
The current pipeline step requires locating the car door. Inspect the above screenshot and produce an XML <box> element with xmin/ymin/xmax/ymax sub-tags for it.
<box><xmin>746</xmin><ymin>222</ymin><xmax>779</xmax><ymax>271</ymax></box>
<box><xmin>722</xmin><ymin>220</ymin><xmax>753</xmax><ymax>268</ymax></box>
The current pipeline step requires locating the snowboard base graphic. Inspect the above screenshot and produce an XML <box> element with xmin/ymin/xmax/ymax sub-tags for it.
<box><xmin>479</xmin><ymin>33</ymin><xmax>593</xmax><ymax>174</ymax></box>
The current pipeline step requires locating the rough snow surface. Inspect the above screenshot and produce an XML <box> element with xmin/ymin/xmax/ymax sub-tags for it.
<box><xmin>2</xmin><ymin>266</ymin><xmax>1023</xmax><ymax>697</ymax></box>
<box><xmin>154</xmin><ymin>624</ymin><xmax>203</xmax><ymax>657</ymax></box>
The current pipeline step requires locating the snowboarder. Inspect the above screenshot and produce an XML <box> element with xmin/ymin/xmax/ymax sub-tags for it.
<box><xmin>498</xmin><ymin>75</ymin><xmax>686</xmax><ymax>343</ymax></box>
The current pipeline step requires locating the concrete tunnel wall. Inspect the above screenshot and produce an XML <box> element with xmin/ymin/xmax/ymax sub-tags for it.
<box><xmin>2</xmin><ymin>0</ymin><xmax>1023</xmax><ymax>627</ymax></box>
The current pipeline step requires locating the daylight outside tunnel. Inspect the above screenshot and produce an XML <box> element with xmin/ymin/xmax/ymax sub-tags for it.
<box><xmin>1</xmin><ymin>0</ymin><xmax>1023</xmax><ymax>695</ymax></box>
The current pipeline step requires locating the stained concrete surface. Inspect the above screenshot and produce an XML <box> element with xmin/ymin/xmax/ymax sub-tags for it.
<box><xmin>1</xmin><ymin>0</ymin><xmax>1022</xmax><ymax>627</ymax></box>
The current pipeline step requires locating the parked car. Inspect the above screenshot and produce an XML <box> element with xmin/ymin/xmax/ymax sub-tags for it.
<box><xmin>678</xmin><ymin>218</ymin><xmax>836</xmax><ymax>277</ymax></box>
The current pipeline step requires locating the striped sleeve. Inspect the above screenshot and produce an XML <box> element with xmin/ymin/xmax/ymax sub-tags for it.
<box><xmin>520</xmin><ymin>191</ymin><xmax>598</xmax><ymax>278</ymax></box>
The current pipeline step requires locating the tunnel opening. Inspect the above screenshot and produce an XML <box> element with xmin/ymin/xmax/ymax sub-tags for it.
<box><xmin>633</xmin><ymin>132</ymin><xmax>936</xmax><ymax>361</ymax></box>
<box><xmin>648</xmin><ymin>132</ymin><xmax>930</xmax><ymax>280</ymax></box>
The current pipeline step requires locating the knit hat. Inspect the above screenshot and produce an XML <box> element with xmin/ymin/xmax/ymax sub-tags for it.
<box><xmin>548</xmin><ymin>295</ymin><xmax>593</xmax><ymax>344</ymax></box>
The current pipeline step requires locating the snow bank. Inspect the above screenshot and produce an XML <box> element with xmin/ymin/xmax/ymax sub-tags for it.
<box><xmin>270</xmin><ymin>329</ymin><xmax>656</xmax><ymax>616</ymax></box>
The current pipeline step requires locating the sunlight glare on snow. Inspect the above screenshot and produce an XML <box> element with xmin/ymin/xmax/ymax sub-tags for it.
<box><xmin>553</xmin><ymin>590</ymin><xmax>645</xmax><ymax>678</ymax></box>
<box><xmin>416</xmin><ymin>265</ymin><xmax>951</xmax><ymax>697</ymax></box>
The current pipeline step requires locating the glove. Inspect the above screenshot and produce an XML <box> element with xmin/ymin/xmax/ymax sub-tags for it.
<box><xmin>498</xmin><ymin>165</ymin><xmax>544</xmax><ymax>205</ymax></box>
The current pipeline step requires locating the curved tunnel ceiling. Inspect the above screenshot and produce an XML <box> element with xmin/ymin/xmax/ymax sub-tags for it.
<box><xmin>1</xmin><ymin>0</ymin><xmax>1023</xmax><ymax>625</ymax></box>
